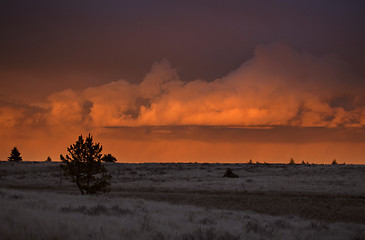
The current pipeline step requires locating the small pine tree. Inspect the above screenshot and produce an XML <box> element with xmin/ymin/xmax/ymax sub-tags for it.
<box><xmin>101</xmin><ymin>154</ymin><xmax>117</xmax><ymax>163</ymax></box>
<box><xmin>289</xmin><ymin>158</ymin><xmax>295</xmax><ymax>165</ymax></box>
<box><xmin>60</xmin><ymin>134</ymin><xmax>112</xmax><ymax>195</ymax></box>
<box><xmin>8</xmin><ymin>147</ymin><xmax>22</xmax><ymax>162</ymax></box>
<box><xmin>332</xmin><ymin>159</ymin><xmax>338</xmax><ymax>165</ymax></box>
<box><xmin>46</xmin><ymin>156</ymin><xmax>52</xmax><ymax>162</ymax></box>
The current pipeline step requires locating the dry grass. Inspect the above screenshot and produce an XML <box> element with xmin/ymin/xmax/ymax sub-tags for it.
<box><xmin>1</xmin><ymin>162</ymin><xmax>365</xmax><ymax>239</ymax></box>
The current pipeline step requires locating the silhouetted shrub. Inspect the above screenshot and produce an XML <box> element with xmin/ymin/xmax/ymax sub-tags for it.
<box><xmin>289</xmin><ymin>158</ymin><xmax>295</xmax><ymax>165</ymax></box>
<box><xmin>46</xmin><ymin>156</ymin><xmax>52</xmax><ymax>162</ymax></box>
<box><xmin>223</xmin><ymin>168</ymin><xmax>238</xmax><ymax>178</ymax></box>
<box><xmin>332</xmin><ymin>159</ymin><xmax>338</xmax><ymax>165</ymax></box>
<box><xmin>101</xmin><ymin>154</ymin><xmax>117</xmax><ymax>163</ymax></box>
<box><xmin>8</xmin><ymin>147</ymin><xmax>22</xmax><ymax>162</ymax></box>
<box><xmin>60</xmin><ymin>134</ymin><xmax>112</xmax><ymax>195</ymax></box>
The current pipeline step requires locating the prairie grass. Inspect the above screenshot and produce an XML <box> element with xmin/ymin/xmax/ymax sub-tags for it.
<box><xmin>0</xmin><ymin>189</ymin><xmax>364</xmax><ymax>240</ymax></box>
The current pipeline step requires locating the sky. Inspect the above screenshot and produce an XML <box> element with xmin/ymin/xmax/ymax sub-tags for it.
<box><xmin>1</xmin><ymin>0</ymin><xmax>365</xmax><ymax>163</ymax></box>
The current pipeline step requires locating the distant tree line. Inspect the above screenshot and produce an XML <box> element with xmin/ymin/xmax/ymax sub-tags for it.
<box><xmin>245</xmin><ymin>157</ymin><xmax>344</xmax><ymax>165</ymax></box>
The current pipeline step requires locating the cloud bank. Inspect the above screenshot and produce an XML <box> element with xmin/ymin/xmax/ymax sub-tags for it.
<box><xmin>2</xmin><ymin>43</ymin><xmax>365</xmax><ymax>163</ymax></box>
<box><xmin>2</xmin><ymin>43</ymin><xmax>365</xmax><ymax>131</ymax></box>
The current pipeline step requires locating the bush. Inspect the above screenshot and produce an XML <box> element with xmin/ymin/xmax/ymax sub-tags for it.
<box><xmin>223</xmin><ymin>168</ymin><xmax>239</xmax><ymax>178</ymax></box>
<box><xmin>332</xmin><ymin>159</ymin><xmax>338</xmax><ymax>165</ymax></box>
<box><xmin>289</xmin><ymin>158</ymin><xmax>295</xmax><ymax>165</ymax></box>
<box><xmin>101</xmin><ymin>154</ymin><xmax>117</xmax><ymax>163</ymax></box>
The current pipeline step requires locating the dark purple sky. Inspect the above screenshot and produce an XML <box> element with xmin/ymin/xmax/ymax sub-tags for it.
<box><xmin>1</xmin><ymin>0</ymin><xmax>365</xmax><ymax>99</ymax></box>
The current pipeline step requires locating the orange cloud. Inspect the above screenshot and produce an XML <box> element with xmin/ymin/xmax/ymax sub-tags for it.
<box><xmin>1</xmin><ymin>43</ymin><xmax>365</xmax><ymax>163</ymax></box>
<box><xmin>2</xmin><ymin>43</ymin><xmax>365</xmax><ymax>130</ymax></box>
<box><xmin>58</xmin><ymin>43</ymin><xmax>361</xmax><ymax>128</ymax></box>
<box><xmin>0</xmin><ymin>107</ymin><xmax>24</xmax><ymax>128</ymax></box>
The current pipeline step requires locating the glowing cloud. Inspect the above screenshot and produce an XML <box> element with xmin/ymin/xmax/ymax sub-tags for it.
<box><xmin>38</xmin><ymin>43</ymin><xmax>364</xmax><ymax>129</ymax></box>
<box><xmin>1</xmin><ymin>43</ymin><xmax>365</xmax><ymax>133</ymax></box>
<box><xmin>2</xmin><ymin>43</ymin><xmax>365</xmax><ymax>163</ymax></box>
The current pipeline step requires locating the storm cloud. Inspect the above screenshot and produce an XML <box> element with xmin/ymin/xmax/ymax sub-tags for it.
<box><xmin>22</xmin><ymin>44</ymin><xmax>362</xmax><ymax>130</ymax></box>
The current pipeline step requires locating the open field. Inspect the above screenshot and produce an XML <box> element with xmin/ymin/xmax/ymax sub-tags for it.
<box><xmin>1</xmin><ymin>161</ymin><xmax>365</xmax><ymax>239</ymax></box>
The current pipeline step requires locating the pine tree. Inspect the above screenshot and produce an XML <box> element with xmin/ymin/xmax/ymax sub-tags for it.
<box><xmin>60</xmin><ymin>134</ymin><xmax>111</xmax><ymax>194</ymax></box>
<box><xmin>8</xmin><ymin>147</ymin><xmax>22</xmax><ymax>162</ymax></box>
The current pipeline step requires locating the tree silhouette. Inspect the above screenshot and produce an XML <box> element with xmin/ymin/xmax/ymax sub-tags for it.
<box><xmin>101</xmin><ymin>154</ymin><xmax>117</xmax><ymax>163</ymax></box>
<box><xmin>8</xmin><ymin>147</ymin><xmax>22</xmax><ymax>162</ymax></box>
<box><xmin>60</xmin><ymin>134</ymin><xmax>111</xmax><ymax>194</ymax></box>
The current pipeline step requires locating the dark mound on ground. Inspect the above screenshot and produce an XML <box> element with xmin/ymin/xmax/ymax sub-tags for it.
<box><xmin>223</xmin><ymin>168</ymin><xmax>238</xmax><ymax>178</ymax></box>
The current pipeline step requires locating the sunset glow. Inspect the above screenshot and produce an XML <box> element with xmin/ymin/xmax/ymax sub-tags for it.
<box><xmin>1</xmin><ymin>1</ymin><xmax>365</xmax><ymax>163</ymax></box>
